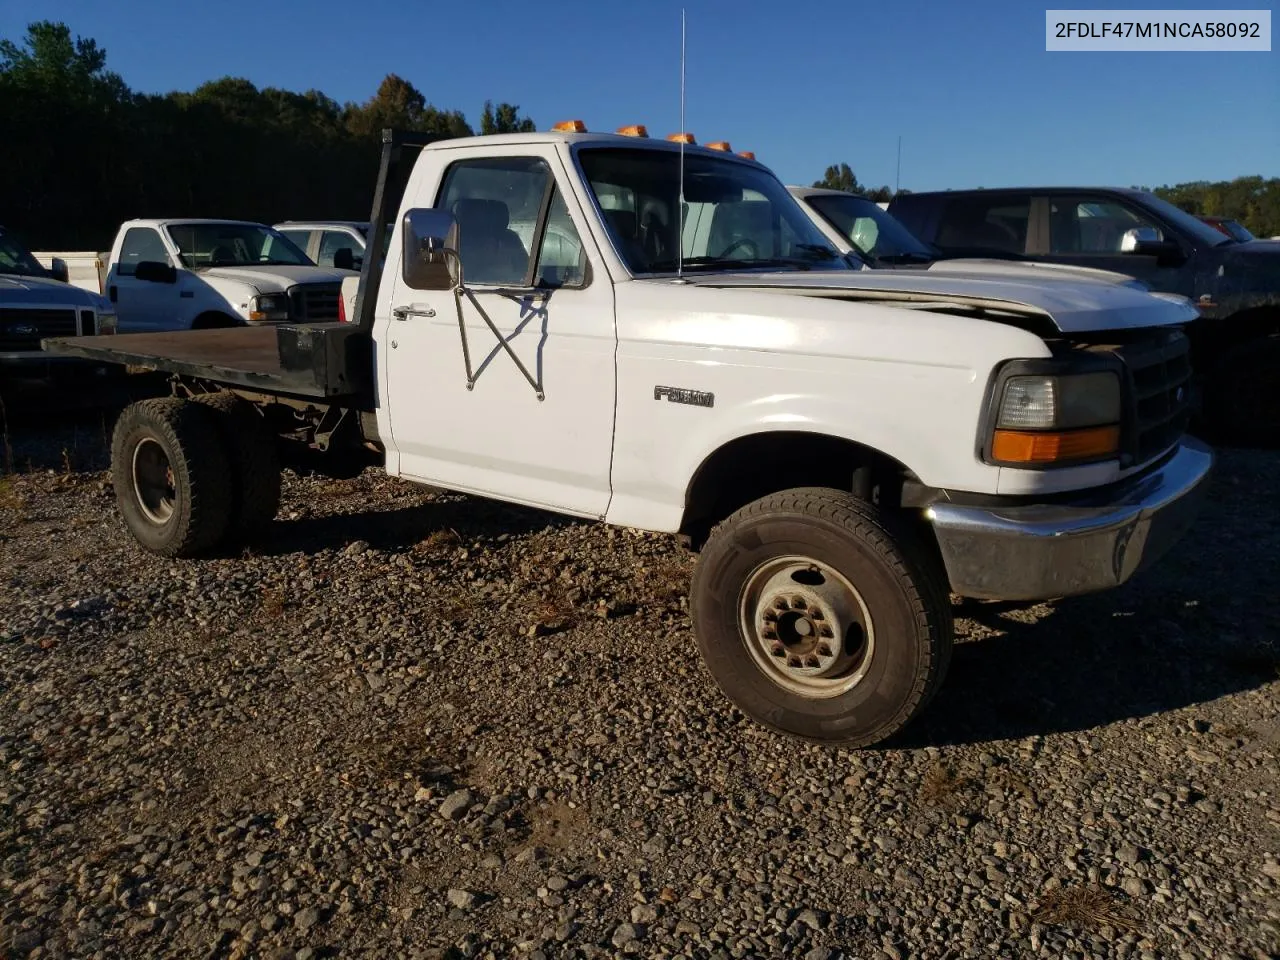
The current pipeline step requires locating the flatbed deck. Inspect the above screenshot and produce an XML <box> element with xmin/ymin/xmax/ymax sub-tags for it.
<box><xmin>42</xmin><ymin>325</ymin><xmax>371</xmax><ymax>402</ymax></box>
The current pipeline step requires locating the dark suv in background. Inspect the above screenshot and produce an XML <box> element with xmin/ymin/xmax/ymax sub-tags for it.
<box><xmin>889</xmin><ymin>187</ymin><xmax>1280</xmax><ymax>443</ymax></box>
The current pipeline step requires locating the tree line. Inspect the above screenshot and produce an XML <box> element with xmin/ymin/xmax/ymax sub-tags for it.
<box><xmin>0</xmin><ymin>21</ymin><xmax>536</xmax><ymax>250</ymax></box>
<box><xmin>4</xmin><ymin>21</ymin><xmax>1277</xmax><ymax>252</ymax></box>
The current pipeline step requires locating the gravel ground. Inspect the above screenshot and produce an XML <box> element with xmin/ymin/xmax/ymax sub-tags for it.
<box><xmin>2</xmin><ymin>391</ymin><xmax>1279</xmax><ymax>960</ymax></box>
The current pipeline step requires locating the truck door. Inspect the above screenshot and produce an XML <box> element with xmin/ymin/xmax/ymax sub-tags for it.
<box><xmin>1035</xmin><ymin>194</ymin><xmax>1195</xmax><ymax>296</ymax></box>
<box><xmin>109</xmin><ymin>227</ymin><xmax>182</xmax><ymax>332</ymax></box>
<box><xmin>382</xmin><ymin>148</ymin><xmax>617</xmax><ymax>517</ymax></box>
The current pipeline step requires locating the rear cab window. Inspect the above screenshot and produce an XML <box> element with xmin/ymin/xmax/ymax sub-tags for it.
<box><xmin>935</xmin><ymin>194</ymin><xmax>1032</xmax><ymax>255</ymax></box>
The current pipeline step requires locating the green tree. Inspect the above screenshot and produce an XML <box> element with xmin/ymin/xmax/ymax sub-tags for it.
<box><xmin>813</xmin><ymin>162</ymin><xmax>863</xmax><ymax>193</ymax></box>
<box><xmin>480</xmin><ymin>100</ymin><xmax>536</xmax><ymax>135</ymax></box>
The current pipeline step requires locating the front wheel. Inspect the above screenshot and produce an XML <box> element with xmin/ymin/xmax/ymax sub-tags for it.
<box><xmin>691</xmin><ymin>488</ymin><xmax>953</xmax><ymax>747</ymax></box>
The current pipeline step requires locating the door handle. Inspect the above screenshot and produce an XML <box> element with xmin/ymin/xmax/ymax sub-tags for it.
<box><xmin>392</xmin><ymin>303</ymin><xmax>436</xmax><ymax>321</ymax></box>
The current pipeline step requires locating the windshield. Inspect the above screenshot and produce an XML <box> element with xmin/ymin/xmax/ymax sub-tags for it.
<box><xmin>1139</xmin><ymin>194</ymin><xmax>1235</xmax><ymax>247</ymax></box>
<box><xmin>577</xmin><ymin>147</ymin><xmax>850</xmax><ymax>274</ymax></box>
<box><xmin>0</xmin><ymin>229</ymin><xmax>48</xmax><ymax>277</ymax></box>
<box><xmin>165</xmin><ymin>223</ymin><xmax>312</xmax><ymax>268</ymax></box>
<box><xmin>1218</xmin><ymin>219</ymin><xmax>1256</xmax><ymax>242</ymax></box>
<box><xmin>804</xmin><ymin>193</ymin><xmax>935</xmax><ymax>263</ymax></box>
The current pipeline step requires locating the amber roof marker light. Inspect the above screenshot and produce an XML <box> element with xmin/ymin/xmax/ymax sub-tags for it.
<box><xmin>616</xmin><ymin>125</ymin><xmax>649</xmax><ymax>137</ymax></box>
<box><xmin>551</xmin><ymin>120</ymin><xmax>587</xmax><ymax>132</ymax></box>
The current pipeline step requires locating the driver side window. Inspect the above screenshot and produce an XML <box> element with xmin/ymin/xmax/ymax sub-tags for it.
<box><xmin>117</xmin><ymin>228</ymin><xmax>171</xmax><ymax>277</ymax></box>
<box><xmin>1049</xmin><ymin>198</ymin><xmax>1163</xmax><ymax>254</ymax></box>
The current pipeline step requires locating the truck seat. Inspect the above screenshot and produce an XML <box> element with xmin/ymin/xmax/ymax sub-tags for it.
<box><xmin>451</xmin><ymin>198</ymin><xmax>528</xmax><ymax>284</ymax></box>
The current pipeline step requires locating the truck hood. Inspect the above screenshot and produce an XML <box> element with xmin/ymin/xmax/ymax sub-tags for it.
<box><xmin>922</xmin><ymin>257</ymin><xmax>1147</xmax><ymax>288</ymax></box>
<box><xmin>196</xmin><ymin>265</ymin><xmax>351</xmax><ymax>291</ymax></box>
<box><xmin>0</xmin><ymin>274</ymin><xmax>109</xmax><ymax>309</ymax></box>
<box><xmin>1221</xmin><ymin>239</ymin><xmax>1280</xmax><ymax>259</ymax></box>
<box><xmin>678</xmin><ymin>269</ymin><xmax>1198</xmax><ymax>334</ymax></box>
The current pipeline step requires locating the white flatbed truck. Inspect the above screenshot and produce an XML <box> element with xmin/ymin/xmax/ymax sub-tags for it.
<box><xmin>44</xmin><ymin>126</ymin><xmax>1214</xmax><ymax>747</ymax></box>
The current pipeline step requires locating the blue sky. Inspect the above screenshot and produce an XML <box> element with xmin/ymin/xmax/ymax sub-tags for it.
<box><xmin>2</xmin><ymin>0</ymin><xmax>1276</xmax><ymax>191</ymax></box>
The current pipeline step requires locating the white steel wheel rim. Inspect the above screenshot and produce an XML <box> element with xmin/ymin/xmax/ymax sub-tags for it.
<box><xmin>738</xmin><ymin>555</ymin><xmax>876</xmax><ymax>699</ymax></box>
<box><xmin>131</xmin><ymin>437</ymin><xmax>176</xmax><ymax>526</ymax></box>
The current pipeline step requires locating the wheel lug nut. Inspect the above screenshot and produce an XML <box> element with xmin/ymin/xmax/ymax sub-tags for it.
<box><xmin>793</xmin><ymin>597</ymin><xmax>807</xmax><ymax>609</ymax></box>
<box><xmin>804</xmin><ymin>655</ymin><xmax>820</xmax><ymax>668</ymax></box>
<box><xmin>817</xmin><ymin>644</ymin><xmax>832</xmax><ymax>658</ymax></box>
<box><xmin>811</xmin><ymin>610</ymin><xmax>824</xmax><ymax>621</ymax></box>
<box><xmin>771</xmin><ymin>643</ymin><xmax>785</xmax><ymax>657</ymax></box>
<box><xmin>787</xmin><ymin>656</ymin><xmax>802</xmax><ymax>669</ymax></box>
<box><xmin>819</xmin><ymin>625</ymin><xmax>834</xmax><ymax>638</ymax></box>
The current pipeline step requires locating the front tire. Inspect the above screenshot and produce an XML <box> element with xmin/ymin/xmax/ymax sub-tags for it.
<box><xmin>110</xmin><ymin>398</ymin><xmax>234</xmax><ymax>557</ymax></box>
<box><xmin>691</xmin><ymin>488</ymin><xmax>953</xmax><ymax>747</ymax></box>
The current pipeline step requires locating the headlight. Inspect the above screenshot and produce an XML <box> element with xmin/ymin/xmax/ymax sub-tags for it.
<box><xmin>249</xmin><ymin>293</ymin><xmax>290</xmax><ymax>322</ymax></box>
<box><xmin>988</xmin><ymin>370</ymin><xmax>1122</xmax><ymax>466</ymax></box>
<box><xmin>97</xmin><ymin>310</ymin><xmax>118</xmax><ymax>335</ymax></box>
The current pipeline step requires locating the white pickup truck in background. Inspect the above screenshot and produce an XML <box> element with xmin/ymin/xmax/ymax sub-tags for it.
<box><xmin>47</xmin><ymin>125</ymin><xmax>1214</xmax><ymax>748</ymax></box>
<box><xmin>103</xmin><ymin>219</ymin><xmax>356</xmax><ymax>332</ymax></box>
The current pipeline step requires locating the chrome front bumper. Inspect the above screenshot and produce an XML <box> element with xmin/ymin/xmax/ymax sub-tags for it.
<box><xmin>927</xmin><ymin>438</ymin><xmax>1214</xmax><ymax>601</ymax></box>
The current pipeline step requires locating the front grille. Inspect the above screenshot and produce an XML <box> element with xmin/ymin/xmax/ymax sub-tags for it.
<box><xmin>0</xmin><ymin>308</ymin><xmax>77</xmax><ymax>351</ymax></box>
<box><xmin>289</xmin><ymin>284</ymin><xmax>341</xmax><ymax>323</ymax></box>
<box><xmin>1115</xmin><ymin>331</ymin><xmax>1193</xmax><ymax>464</ymax></box>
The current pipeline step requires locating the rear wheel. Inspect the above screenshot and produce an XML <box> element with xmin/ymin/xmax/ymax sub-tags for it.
<box><xmin>193</xmin><ymin>391</ymin><xmax>282</xmax><ymax>540</ymax></box>
<box><xmin>691</xmin><ymin>487</ymin><xmax>953</xmax><ymax>747</ymax></box>
<box><xmin>110</xmin><ymin>398</ymin><xmax>234</xmax><ymax>557</ymax></box>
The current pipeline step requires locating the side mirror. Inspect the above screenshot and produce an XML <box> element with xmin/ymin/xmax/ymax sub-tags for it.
<box><xmin>401</xmin><ymin>208</ymin><xmax>461</xmax><ymax>291</ymax></box>
<box><xmin>135</xmin><ymin>260</ymin><xmax>177</xmax><ymax>284</ymax></box>
<box><xmin>50</xmin><ymin>257</ymin><xmax>69</xmax><ymax>283</ymax></box>
<box><xmin>1120</xmin><ymin>226</ymin><xmax>1183</xmax><ymax>263</ymax></box>
<box><xmin>332</xmin><ymin>247</ymin><xmax>356</xmax><ymax>271</ymax></box>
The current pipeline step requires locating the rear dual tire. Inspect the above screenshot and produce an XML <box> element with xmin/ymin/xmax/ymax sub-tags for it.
<box><xmin>110</xmin><ymin>394</ymin><xmax>280</xmax><ymax>558</ymax></box>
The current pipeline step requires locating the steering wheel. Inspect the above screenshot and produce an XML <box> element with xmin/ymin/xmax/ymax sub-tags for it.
<box><xmin>716</xmin><ymin>237</ymin><xmax>760</xmax><ymax>260</ymax></box>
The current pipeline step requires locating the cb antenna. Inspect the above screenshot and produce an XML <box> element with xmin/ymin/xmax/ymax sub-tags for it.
<box><xmin>676</xmin><ymin>8</ymin><xmax>686</xmax><ymax>281</ymax></box>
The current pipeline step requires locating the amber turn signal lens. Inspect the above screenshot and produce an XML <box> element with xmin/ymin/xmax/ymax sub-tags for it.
<box><xmin>552</xmin><ymin>120</ymin><xmax>587</xmax><ymax>132</ymax></box>
<box><xmin>991</xmin><ymin>426</ymin><xmax>1121</xmax><ymax>464</ymax></box>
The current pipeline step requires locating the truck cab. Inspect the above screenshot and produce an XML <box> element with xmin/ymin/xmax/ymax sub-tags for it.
<box><xmin>105</xmin><ymin>219</ymin><xmax>355</xmax><ymax>332</ymax></box>
<box><xmin>274</xmin><ymin>220</ymin><xmax>375</xmax><ymax>271</ymax></box>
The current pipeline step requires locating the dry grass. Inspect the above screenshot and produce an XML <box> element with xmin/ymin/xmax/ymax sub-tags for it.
<box><xmin>1033</xmin><ymin>883</ymin><xmax>1140</xmax><ymax>932</ymax></box>
<box><xmin>414</xmin><ymin>528</ymin><xmax>461</xmax><ymax>555</ymax></box>
<box><xmin>919</xmin><ymin>762</ymin><xmax>973</xmax><ymax>811</ymax></box>
<box><xmin>258</xmin><ymin>587</ymin><xmax>286</xmax><ymax>619</ymax></box>
<box><xmin>0</xmin><ymin>476</ymin><xmax>24</xmax><ymax>513</ymax></box>
<box><xmin>533</xmin><ymin>583</ymin><xmax>577</xmax><ymax>630</ymax></box>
